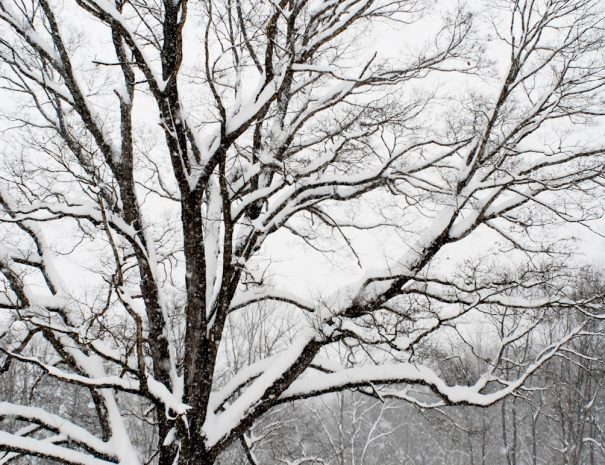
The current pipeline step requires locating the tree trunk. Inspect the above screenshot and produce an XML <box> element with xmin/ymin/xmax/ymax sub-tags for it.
<box><xmin>178</xmin><ymin>435</ymin><xmax>218</xmax><ymax>465</ymax></box>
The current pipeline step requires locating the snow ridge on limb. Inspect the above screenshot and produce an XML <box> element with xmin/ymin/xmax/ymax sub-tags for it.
<box><xmin>0</xmin><ymin>402</ymin><xmax>114</xmax><ymax>457</ymax></box>
<box><xmin>0</xmin><ymin>431</ymin><xmax>115</xmax><ymax>465</ymax></box>
<box><xmin>278</xmin><ymin>323</ymin><xmax>585</xmax><ymax>407</ymax></box>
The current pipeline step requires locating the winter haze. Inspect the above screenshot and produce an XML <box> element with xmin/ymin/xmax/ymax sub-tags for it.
<box><xmin>1</xmin><ymin>1</ymin><xmax>605</xmax><ymax>465</ymax></box>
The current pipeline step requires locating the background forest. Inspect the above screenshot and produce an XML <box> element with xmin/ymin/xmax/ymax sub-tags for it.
<box><xmin>3</xmin><ymin>270</ymin><xmax>605</xmax><ymax>465</ymax></box>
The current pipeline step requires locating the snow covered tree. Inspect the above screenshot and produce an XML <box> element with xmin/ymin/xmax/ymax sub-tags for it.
<box><xmin>1</xmin><ymin>0</ymin><xmax>605</xmax><ymax>464</ymax></box>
